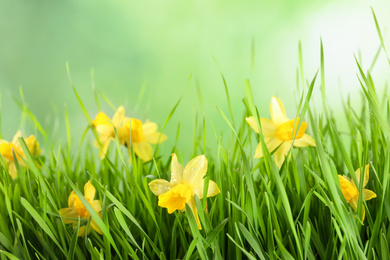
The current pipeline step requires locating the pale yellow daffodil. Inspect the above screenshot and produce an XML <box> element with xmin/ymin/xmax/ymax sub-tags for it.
<box><xmin>125</xmin><ymin>118</ymin><xmax>167</xmax><ymax>162</ymax></box>
<box><xmin>148</xmin><ymin>154</ymin><xmax>220</xmax><ymax>229</ymax></box>
<box><xmin>92</xmin><ymin>106</ymin><xmax>130</xmax><ymax>158</ymax></box>
<box><xmin>246</xmin><ymin>96</ymin><xmax>315</xmax><ymax>168</ymax></box>
<box><xmin>59</xmin><ymin>181</ymin><xmax>103</xmax><ymax>236</ymax></box>
<box><xmin>0</xmin><ymin>131</ymin><xmax>41</xmax><ymax>179</ymax></box>
<box><xmin>338</xmin><ymin>164</ymin><xmax>377</xmax><ymax>222</ymax></box>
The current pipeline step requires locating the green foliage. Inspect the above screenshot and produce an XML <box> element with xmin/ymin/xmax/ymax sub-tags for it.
<box><xmin>1</xmin><ymin>10</ymin><xmax>390</xmax><ymax>260</ymax></box>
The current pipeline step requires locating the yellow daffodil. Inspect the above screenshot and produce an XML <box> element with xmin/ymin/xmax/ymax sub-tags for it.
<box><xmin>246</xmin><ymin>96</ymin><xmax>315</xmax><ymax>168</ymax></box>
<box><xmin>59</xmin><ymin>181</ymin><xmax>103</xmax><ymax>236</ymax></box>
<box><xmin>148</xmin><ymin>154</ymin><xmax>220</xmax><ymax>229</ymax></box>
<box><xmin>92</xmin><ymin>106</ymin><xmax>130</xmax><ymax>158</ymax></box>
<box><xmin>338</xmin><ymin>164</ymin><xmax>377</xmax><ymax>222</ymax></box>
<box><xmin>125</xmin><ymin>118</ymin><xmax>167</xmax><ymax>162</ymax></box>
<box><xmin>0</xmin><ymin>131</ymin><xmax>41</xmax><ymax>179</ymax></box>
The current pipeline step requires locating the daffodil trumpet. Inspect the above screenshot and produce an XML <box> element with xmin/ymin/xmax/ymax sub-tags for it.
<box><xmin>246</xmin><ymin>96</ymin><xmax>315</xmax><ymax>168</ymax></box>
<box><xmin>149</xmin><ymin>154</ymin><xmax>220</xmax><ymax>229</ymax></box>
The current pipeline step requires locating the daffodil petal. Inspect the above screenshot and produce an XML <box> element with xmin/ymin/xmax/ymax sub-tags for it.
<box><xmin>24</xmin><ymin>135</ymin><xmax>39</xmax><ymax>156</ymax></box>
<box><xmin>246</xmin><ymin>117</ymin><xmax>277</xmax><ymax>135</ymax></box>
<box><xmin>91</xmin><ymin>200</ymin><xmax>102</xmax><ymax>213</ymax></box>
<box><xmin>273</xmin><ymin>142</ymin><xmax>291</xmax><ymax>168</ymax></box>
<box><xmin>353</xmin><ymin>164</ymin><xmax>370</xmax><ymax>188</ymax></box>
<box><xmin>293</xmin><ymin>134</ymin><xmax>316</xmax><ymax>147</ymax></box>
<box><xmin>261</xmin><ymin>118</ymin><xmax>277</xmax><ymax>135</ymax></box>
<box><xmin>349</xmin><ymin>198</ymin><xmax>358</xmax><ymax>212</ymax></box>
<box><xmin>133</xmin><ymin>142</ymin><xmax>153</xmax><ymax>162</ymax></box>
<box><xmin>92</xmin><ymin>112</ymin><xmax>112</xmax><ymax>127</ymax></box>
<box><xmin>12</xmin><ymin>131</ymin><xmax>22</xmax><ymax>144</ymax></box>
<box><xmin>144</xmin><ymin>133</ymin><xmax>167</xmax><ymax>144</ymax></box>
<box><xmin>182</xmin><ymin>155</ymin><xmax>207</xmax><ymax>185</ymax></box>
<box><xmin>193</xmin><ymin>180</ymin><xmax>220</xmax><ymax>199</ymax></box>
<box><xmin>96</xmin><ymin>125</ymin><xmax>114</xmax><ymax>136</ymax></box>
<box><xmin>90</xmin><ymin>219</ymin><xmax>103</xmax><ymax>235</ymax></box>
<box><xmin>122</xmin><ymin>117</ymin><xmax>131</xmax><ymax>134</ymax></box>
<box><xmin>99</xmin><ymin>138</ymin><xmax>112</xmax><ymax>159</ymax></box>
<box><xmin>59</xmin><ymin>208</ymin><xmax>79</xmax><ymax>224</ymax></box>
<box><xmin>143</xmin><ymin>121</ymin><xmax>158</xmax><ymax>135</ymax></box>
<box><xmin>0</xmin><ymin>143</ymin><xmax>12</xmax><ymax>161</ymax></box>
<box><xmin>187</xmin><ymin>198</ymin><xmax>202</xmax><ymax>230</ymax></box>
<box><xmin>270</xmin><ymin>96</ymin><xmax>289</xmax><ymax>126</ymax></box>
<box><xmin>26</xmin><ymin>135</ymin><xmax>40</xmax><ymax>155</ymax></box>
<box><xmin>115</xmin><ymin>126</ymin><xmax>129</xmax><ymax>145</ymax></box>
<box><xmin>112</xmin><ymin>106</ymin><xmax>125</xmax><ymax>126</ymax></box>
<box><xmin>84</xmin><ymin>181</ymin><xmax>96</xmax><ymax>201</ymax></box>
<box><xmin>254</xmin><ymin>136</ymin><xmax>283</xmax><ymax>158</ymax></box>
<box><xmin>170</xmin><ymin>153</ymin><xmax>183</xmax><ymax>185</ymax></box>
<box><xmin>77</xmin><ymin>225</ymin><xmax>88</xmax><ymax>237</ymax></box>
<box><xmin>254</xmin><ymin>142</ymin><xmax>263</xmax><ymax>158</ymax></box>
<box><xmin>246</xmin><ymin>117</ymin><xmax>259</xmax><ymax>133</ymax></box>
<box><xmin>149</xmin><ymin>179</ymin><xmax>173</xmax><ymax>196</ymax></box>
<box><xmin>363</xmin><ymin>189</ymin><xmax>377</xmax><ymax>201</ymax></box>
<box><xmin>128</xmin><ymin>118</ymin><xmax>145</xmax><ymax>143</ymax></box>
<box><xmin>68</xmin><ymin>191</ymin><xmax>75</xmax><ymax>207</ymax></box>
<box><xmin>8</xmin><ymin>162</ymin><xmax>17</xmax><ymax>179</ymax></box>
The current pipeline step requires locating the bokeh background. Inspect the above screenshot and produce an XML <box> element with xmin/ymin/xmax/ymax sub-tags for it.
<box><xmin>0</xmin><ymin>0</ymin><xmax>389</xmax><ymax>156</ymax></box>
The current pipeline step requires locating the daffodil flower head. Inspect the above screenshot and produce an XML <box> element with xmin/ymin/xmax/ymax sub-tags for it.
<box><xmin>148</xmin><ymin>154</ymin><xmax>220</xmax><ymax>229</ymax></box>
<box><xmin>246</xmin><ymin>96</ymin><xmax>315</xmax><ymax>168</ymax></box>
<box><xmin>92</xmin><ymin>106</ymin><xmax>130</xmax><ymax>158</ymax></box>
<box><xmin>0</xmin><ymin>131</ymin><xmax>41</xmax><ymax>179</ymax></box>
<box><xmin>125</xmin><ymin>118</ymin><xmax>167</xmax><ymax>162</ymax></box>
<box><xmin>59</xmin><ymin>181</ymin><xmax>103</xmax><ymax>237</ymax></box>
<box><xmin>338</xmin><ymin>164</ymin><xmax>377</xmax><ymax>222</ymax></box>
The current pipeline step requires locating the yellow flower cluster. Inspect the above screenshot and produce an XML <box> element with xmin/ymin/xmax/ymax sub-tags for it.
<box><xmin>246</xmin><ymin>96</ymin><xmax>376</xmax><ymax>221</ymax></box>
<box><xmin>0</xmin><ymin>131</ymin><xmax>41</xmax><ymax>179</ymax></box>
<box><xmin>58</xmin><ymin>153</ymin><xmax>220</xmax><ymax>235</ymax></box>
<box><xmin>0</xmin><ymin>96</ymin><xmax>378</xmax><ymax>238</ymax></box>
<box><xmin>92</xmin><ymin>106</ymin><xmax>167</xmax><ymax>162</ymax></box>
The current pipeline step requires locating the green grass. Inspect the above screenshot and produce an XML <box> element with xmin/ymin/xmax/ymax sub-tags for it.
<box><xmin>1</xmin><ymin>11</ymin><xmax>390</xmax><ymax>260</ymax></box>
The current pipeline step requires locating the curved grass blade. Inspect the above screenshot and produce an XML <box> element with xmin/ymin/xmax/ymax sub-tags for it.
<box><xmin>0</xmin><ymin>250</ymin><xmax>20</xmax><ymax>260</ymax></box>
<box><xmin>20</xmin><ymin>198</ymin><xmax>65</xmax><ymax>256</ymax></box>
<box><xmin>114</xmin><ymin>208</ymin><xmax>143</xmax><ymax>255</ymax></box>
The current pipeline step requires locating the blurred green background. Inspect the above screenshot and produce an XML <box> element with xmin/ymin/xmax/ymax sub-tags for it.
<box><xmin>0</xmin><ymin>0</ymin><xmax>389</xmax><ymax>157</ymax></box>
